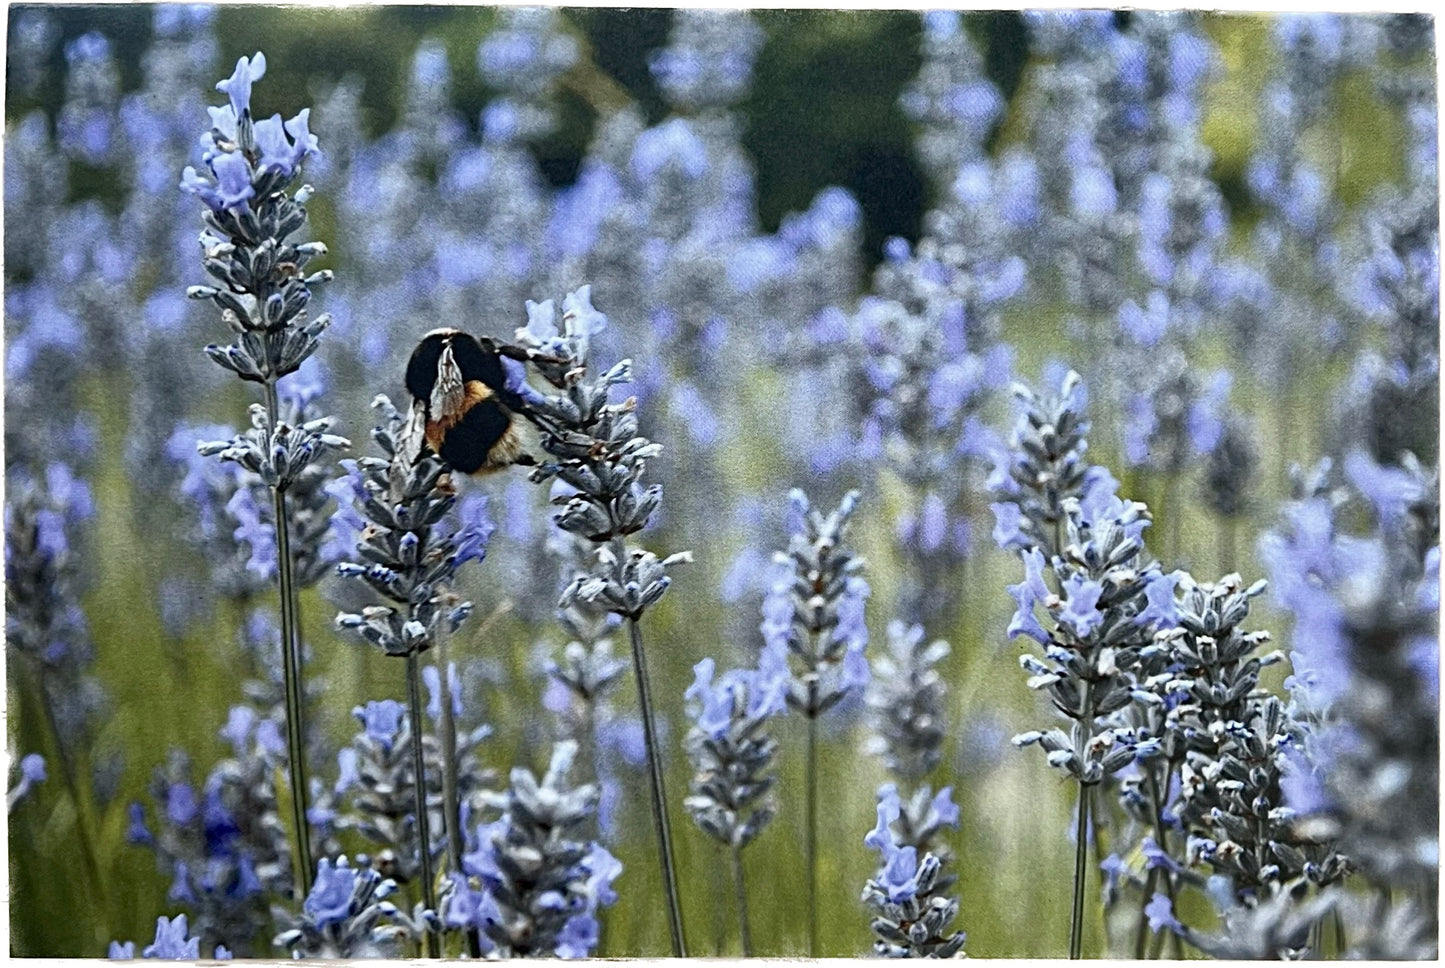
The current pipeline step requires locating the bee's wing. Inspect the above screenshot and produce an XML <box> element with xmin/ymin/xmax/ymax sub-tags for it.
<box><xmin>392</xmin><ymin>398</ymin><xmax>430</xmax><ymax>501</ymax></box>
<box><xmin>430</xmin><ymin>341</ymin><xmax>467</xmax><ymax>423</ymax></box>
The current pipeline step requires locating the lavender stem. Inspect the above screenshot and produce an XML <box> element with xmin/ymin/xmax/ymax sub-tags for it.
<box><xmin>628</xmin><ymin>616</ymin><xmax>687</xmax><ymax>956</ymax></box>
<box><xmin>405</xmin><ymin>652</ymin><xmax>440</xmax><ymax>957</ymax></box>
<box><xmin>435</xmin><ymin>622</ymin><xmax>481</xmax><ymax>957</ymax></box>
<box><xmin>263</xmin><ymin>379</ymin><xmax>314</xmax><ymax>900</ymax></box>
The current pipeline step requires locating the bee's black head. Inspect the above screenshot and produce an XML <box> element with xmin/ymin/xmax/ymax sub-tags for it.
<box><xmin>405</xmin><ymin>328</ymin><xmax>508</xmax><ymax>404</ymax></box>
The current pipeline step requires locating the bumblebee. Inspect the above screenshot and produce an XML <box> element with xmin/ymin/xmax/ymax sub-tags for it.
<box><xmin>402</xmin><ymin>328</ymin><xmax>535</xmax><ymax>475</ymax></box>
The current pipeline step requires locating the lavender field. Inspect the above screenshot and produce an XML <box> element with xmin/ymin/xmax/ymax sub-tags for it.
<box><xmin>4</xmin><ymin>6</ymin><xmax>1439</xmax><ymax>959</ymax></box>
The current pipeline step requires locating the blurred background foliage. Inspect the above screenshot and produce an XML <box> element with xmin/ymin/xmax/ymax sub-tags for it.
<box><xmin>9</xmin><ymin>5</ymin><xmax>1400</xmax><ymax>265</ymax></box>
<box><xmin>4</xmin><ymin>4</ymin><xmax>1435</xmax><ymax>961</ymax></box>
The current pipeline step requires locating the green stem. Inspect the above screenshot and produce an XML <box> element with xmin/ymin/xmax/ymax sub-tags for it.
<box><xmin>628</xmin><ymin>617</ymin><xmax>687</xmax><ymax>956</ymax></box>
<box><xmin>1133</xmin><ymin>765</ymin><xmax>1180</xmax><ymax>958</ymax></box>
<box><xmin>263</xmin><ymin>380</ymin><xmax>314</xmax><ymax>900</ymax></box>
<box><xmin>807</xmin><ymin>711</ymin><xmax>819</xmax><ymax>958</ymax></box>
<box><xmin>1070</xmin><ymin>675</ymin><xmax>1096</xmax><ymax>960</ymax></box>
<box><xmin>405</xmin><ymin>652</ymin><xmax>440</xmax><ymax>958</ymax></box>
<box><xmin>1133</xmin><ymin>867</ymin><xmax>1159</xmax><ymax>959</ymax></box>
<box><xmin>1070</xmin><ymin>784</ymin><xmax>1091</xmax><ymax>959</ymax></box>
<box><xmin>731</xmin><ymin>842</ymin><xmax>754</xmax><ymax>957</ymax></box>
<box><xmin>434</xmin><ymin>622</ymin><xmax>481</xmax><ymax>958</ymax></box>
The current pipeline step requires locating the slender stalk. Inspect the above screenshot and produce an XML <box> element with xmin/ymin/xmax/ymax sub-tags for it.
<box><xmin>1133</xmin><ymin>867</ymin><xmax>1159</xmax><ymax>959</ymax></box>
<box><xmin>1070</xmin><ymin>677</ymin><xmax>1095</xmax><ymax>960</ymax></box>
<box><xmin>1132</xmin><ymin>766</ymin><xmax>1180</xmax><ymax>958</ymax></box>
<box><xmin>1331</xmin><ymin>907</ymin><xmax>1346</xmax><ymax>956</ymax></box>
<box><xmin>730</xmin><ymin>842</ymin><xmax>754</xmax><ymax>956</ymax></box>
<box><xmin>1070</xmin><ymin>785</ymin><xmax>1092</xmax><ymax>959</ymax></box>
<box><xmin>627</xmin><ymin>617</ymin><xmax>687</xmax><ymax>956</ymax></box>
<box><xmin>263</xmin><ymin>380</ymin><xmax>314</xmax><ymax>900</ymax></box>
<box><xmin>405</xmin><ymin>653</ymin><xmax>440</xmax><ymax>958</ymax></box>
<box><xmin>1148</xmin><ymin>768</ymin><xmax>1184</xmax><ymax>960</ymax></box>
<box><xmin>806</xmin><ymin>711</ymin><xmax>820</xmax><ymax>958</ymax></box>
<box><xmin>434</xmin><ymin>622</ymin><xmax>481</xmax><ymax>958</ymax></box>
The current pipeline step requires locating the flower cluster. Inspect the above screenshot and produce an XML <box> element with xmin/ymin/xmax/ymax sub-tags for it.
<box><xmin>681</xmin><ymin>656</ymin><xmax>787</xmax><ymax>850</ymax></box>
<box><xmin>860</xmin><ymin>786</ymin><xmax>966</xmax><ymax>958</ymax></box>
<box><xmin>1160</xmin><ymin>575</ymin><xmax>1346</xmax><ymax>900</ymax></box>
<box><xmin>4</xmin><ymin>463</ymin><xmax>108</xmax><ymax>767</ymax></box>
<box><xmin>109</xmin><ymin>913</ymin><xmax>231</xmax><ymax>960</ymax></box>
<box><xmin>306</xmin><ymin>699</ymin><xmax>491</xmax><ymax>886</ymax></box>
<box><xmin>865</xmin><ymin>622</ymin><xmax>951</xmax><ymax>782</ymax></box>
<box><xmin>334</xmin><ymin>396</ymin><xmax>493</xmax><ymax>657</ymax></box>
<box><xmin>126</xmin><ymin>707</ymin><xmax>294</xmax><ymax>956</ymax></box>
<box><xmin>649</xmin><ymin>9</ymin><xmax>765</xmax><ymax>112</ymax></box>
<box><xmin>273</xmin><ymin>856</ymin><xmax>421</xmax><ymax>958</ymax></box>
<box><xmin>1262</xmin><ymin>452</ymin><xmax>1438</xmax><ymax>908</ymax></box>
<box><xmin>182</xmin><ymin>53</ymin><xmax>331</xmax><ymax>387</ymax></box>
<box><xmin>1002</xmin><ymin>463</ymin><xmax>1167</xmax><ymax>786</ymax></box>
<box><xmin>989</xmin><ymin>370</ymin><xmax>1093</xmax><ymax>560</ymax></box>
<box><xmin>170</xmin><ymin>376</ymin><xmax>347</xmax><ymax>610</ymax></box>
<box><xmin>759</xmin><ymin>489</ymin><xmax>871</xmax><ymax>717</ymax></box>
<box><xmin>516</xmin><ymin>289</ymin><xmax>690</xmax><ymax>619</ymax></box>
<box><xmin>443</xmin><ymin>742</ymin><xmax>620</xmax><ymax>957</ymax></box>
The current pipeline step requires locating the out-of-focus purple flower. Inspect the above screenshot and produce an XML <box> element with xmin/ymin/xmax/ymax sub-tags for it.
<box><xmin>165</xmin><ymin>782</ymin><xmax>198</xmax><ymax>826</ymax></box>
<box><xmin>631</xmin><ymin>119</ymin><xmax>708</xmax><ymax>182</ymax></box>
<box><xmin>1343</xmin><ymin>450</ymin><xmax>1427</xmax><ymax>529</ymax></box>
<box><xmin>1141</xmin><ymin>836</ymin><xmax>1182</xmax><ymax>873</ymax></box>
<box><xmin>304</xmin><ymin>857</ymin><xmax>357</xmax><ymax>928</ymax></box>
<box><xmin>555</xmin><ymin>914</ymin><xmax>600</xmax><ymax>958</ymax></box>
<box><xmin>1119</xmin><ymin>290</ymin><xmax>1171</xmax><ymax>347</ymax></box>
<box><xmin>142</xmin><ymin>915</ymin><xmax>201</xmax><ymax>959</ymax></box>
<box><xmin>1123</xmin><ymin>392</ymin><xmax>1157</xmax><ymax>467</ymax></box>
<box><xmin>225</xmin><ymin>484</ymin><xmax>276</xmax><ymax>579</ymax></box>
<box><xmin>20</xmin><ymin>753</ymin><xmax>46</xmax><ymax>785</ymax></box>
<box><xmin>930</xmin><ymin>787</ymin><xmax>960</xmax><ymax>828</ymax></box>
<box><xmin>684</xmin><ymin>658</ymin><xmax>732</xmax><ymax>740</ymax></box>
<box><xmin>1144</xmin><ymin>893</ymin><xmax>1180</xmax><ymax>934</ymax></box>
<box><xmin>423</xmin><ymin>662</ymin><xmax>464</xmax><ymax>722</ymax></box>
<box><xmin>127</xmin><ymin>802</ymin><xmax>155</xmax><ymax>846</ymax></box>
<box><xmin>1280</xmin><ymin>743</ymin><xmax>1334</xmax><ymax>816</ymax></box>
<box><xmin>1071</xmin><ymin>166</ymin><xmax>1117</xmax><ymax>215</ymax></box>
<box><xmin>841</xmin><ymin>641</ymin><xmax>871</xmax><ymax>693</ymax></box>
<box><xmin>991</xmin><ymin>501</ymin><xmax>1026</xmax><ymax>551</ymax></box>
<box><xmin>453</xmin><ymin>493</ymin><xmax>496</xmax><ymax>566</ymax></box>
<box><xmin>218</xmin><ymin>706</ymin><xmax>257</xmax><ymax>757</ymax></box>
<box><xmin>1099</xmin><ymin>853</ymin><xmax>1125</xmax><ymax>902</ymax></box>
<box><xmin>356</xmin><ymin>700</ymin><xmax>405</xmax><ymax>753</ymax></box>
<box><xmin>1007</xmin><ymin>548</ymin><xmax>1051</xmax><ymax>644</ymax></box>
<box><xmin>334</xmin><ymin>748</ymin><xmax>361</xmax><ymax>795</ymax></box>
<box><xmin>1186</xmin><ymin>370</ymin><xmax>1233</xmax><ymax>456</ymax></box>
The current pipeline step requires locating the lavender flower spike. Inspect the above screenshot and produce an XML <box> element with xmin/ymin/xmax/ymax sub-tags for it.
<box><xmin>516</xmin><ymin>288</ymin><xmax>690</xmax><ymax>955</ymax></box>
<box><xmin>181</xmin><ymin>51</ymin><xmax>343</xmax><ymax>897</ymax></box>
